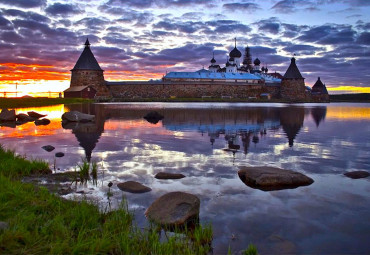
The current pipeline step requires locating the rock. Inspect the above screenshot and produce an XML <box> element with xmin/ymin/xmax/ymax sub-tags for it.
<box><xmin>16</xmin><ymin>113</ymin><xmax>34</xmax><ymax>121</ymax></box>
<box><xmin>0</xmin><ymin>221</ymin><xmax>9</xmax><ymax>231</ymax></box>
<box><xmin>0</xmin><ymin>108</ymin><xmax>16</xmax><ymax>121</ymax></box>
<box><xmin>42</xmin><ymin>145</ymin><xmax>55</xmax><ymax>152</ymax></box>
<box><xmin>238</xmin><ymin>166</ymin><xmax>314</xmax><ymax>191</ymax></box>
<box><xmin>0</xmin><ymin>122</ymin><xmax>16</xmax><ymax>128</ymax></box>
<box><xmin>145</xmin><ymin>192</ymin><xmax>200</xmax><ymax>227</ymax></box>
<box><xmin>155</xmin><ymin>172</ymin><xmax>186</xmax><ymax>179</ymax></box>
<box><xmin>344</xmin><ymin>171</ymin><xmax>370</xmax><ymax>179</ymax></box>
<box><xmin>143</xmin><ymin>111</ymin><xmax>164</xmax><ymax>124</ymax></box>
<box><xmin>55</xmin><ymin>152</ymin><xmax>65</xmax><ymax>157</ymax></box>
<box><xmin>27</xmin><ymin>111</ymin><xmax>47</xmax><ymax>119</ymax></box>
<box><xmin>35</xmin><ymin>118</ymin><xmax>51</xmax><ymax>126</ymax></box>
<box><xmin>62</xmin><ymin>111</ymin><xmax>95</xmax><ymax>122</ymax></box>
<box><xmin>117</xmin><ymin>181</ymin><xmax>151</xmax><ymax>193</ymax></box>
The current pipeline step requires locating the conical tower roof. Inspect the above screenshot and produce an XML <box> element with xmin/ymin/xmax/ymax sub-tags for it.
<box><xmin>312</xmin><ymin>77</ymin><xmax>328</xmax><ymax>94</ymax></box>
<box><xmin>283</xmin><ymin>57</ymin><xmax>303</xmax><ymax>79</ymax></box>
<box><xmin>72</xmin><ymin>39</ymin><xmax>103</xmax><ymax>71</ymax></box>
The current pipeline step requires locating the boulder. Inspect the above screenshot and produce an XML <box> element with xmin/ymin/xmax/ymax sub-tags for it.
<box><xmin>143</xmin><ymin>111</ymin><xmax>164</xmax><ymax>124</ymax></box>
<box><xmin>0</xmin><ymin>109</ymin><xmax>16</xmax><ymax>121</ymax></box>
<box><xmin>145</xmin><ymin>192</ymin><xmax>200</xmax><ymax>227</ymax></box>
<box><xmin>155</xmin><ymin>172</ymin><xmax>186</xmax><ymax>179</ymax></box>
<box><xmin>16</xmin><ymin>113</ymin><xmax>34</xmax><ymax>121</ymax></box>
<box><xmin>238</xmin><ymin>166</ymin><xmax>314</xmax><ymax>191</ymax></box>
<box><xmin>27</xmin><ymin>111</ymin><xmax>46</xmax><ymax>119</ymax></box>
<box><xmin>344</xmin><ymin>171</ymin><xmax>369</xmax><ymax>179</ymax></box>
<box><xmin>117</xmin><ymin>181</ymin><xmax>151</xmax><ymax>193</ymax></box>
<box><xmin>42</xmin><ymin>145</ymin><xmax>55</xmax><ymax>152</ymax></box>
<box><xmin>55</xmin><ymin>152</ymin><xmax>65</xmax><ymax>158</ymax></box>
<box><xmin>35</xmin><ymin>118</ymin><xmax>51</xmax><ymax>126</ymax></box>
<box><xmin>0</xmin><ymin>122</ymin><xmax>16</xmax><ymax>128</ymax></box>
<box><xmin>62</xmin><ymin>111</ymin><xmax>95</xmax><ymax>122</ymax></box>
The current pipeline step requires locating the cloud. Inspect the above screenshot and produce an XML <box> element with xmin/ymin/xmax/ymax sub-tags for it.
<box><xmin>283</xmin><ymin>44</ymin><xmax>325</xmax><ymax>55</ymax></box>
<box><xmin>1</xmin><ymin>8</ymin><xmax>50</xmax><ymax>23</ymax></box>
<box><xmin>75</xmin><ymin>17</ymin><xmax>110</xmax><ymax>30</ymax></box>
<box><xmin>223</xmin><ymin>3</ymin><xmax>260</xmax><ymax>13</ymax></box>
<box><xmin>0</xmin><ymin>15</ymin><xmax>13</xmax><ymax>30</ymax></box>
<box><xmin>297</xmin><ymin>24</ymin><xmax>356</xmax><ymax>45</ymax></box>
<box><xmin>271</xmin><ymin>0</ymin><xmax>310</xmax><ymax>13</ymax></box>
<box><xmin>356</xmin><ymin>32</ymin><xmax>370</xmax><ymax>45</ymax></box>
<box><xmin>0</xmin><ymin>0</ymin><xmax>46</xmax><ymax>8</ymax></box>
<box><xmin>45</xmin><ymin>3</ymin><xmax>82</xmax><ymax>16</ymax></box>
<box><xmin>104</xmin><ymin>0</ymin><xmax>214</xmax><ymax>9</ymax></box>
<box><xmin>254</xmin><ymin>18</ymin><xmax>281</xmax><ymax>34</ymax></box>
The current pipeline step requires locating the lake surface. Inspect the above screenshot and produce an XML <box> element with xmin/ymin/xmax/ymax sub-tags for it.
<box><xmin>1</xmin><ymin>102</ymin><xmax>369</xmax><ymax>254</ymax></box>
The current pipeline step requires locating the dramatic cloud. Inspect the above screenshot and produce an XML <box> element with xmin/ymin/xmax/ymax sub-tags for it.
<box><xmin>297</xmin><ymin>25</ymin><xmax>356</xmax><ymax>45</ymax></box>
<box><xmin>223</xmin><ymin>3</ymin><xmax>260</xmax><ymax>13</ymax></box>
<box><xmin>45</xmin><ymin>3</ymin><xmax>82</xmax><ymax>16</ymax></box>
<box><xmin>0</xmin><ymin>0</ymin><xmax>368</xmax><ymax>92</ymax></box>
<box><xmin>356</xmin><ymin>32</ymin><xmax>370</xmax><ymax>45</ymax></box>
<box><xmin>0</xmin><ymin>0</ymin><xmax>46</xmax><ymax>8</ymax></box>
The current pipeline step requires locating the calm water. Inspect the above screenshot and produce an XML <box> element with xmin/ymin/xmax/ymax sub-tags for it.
<box><xmin>1</xmin><ymin>102</ymin><xmax>370</xmax><ymax>254</ymax></box>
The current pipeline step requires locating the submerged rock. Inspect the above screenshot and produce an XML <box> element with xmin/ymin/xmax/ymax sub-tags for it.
<box><xmin>42</xmin><ymin>145</ymin><xmax>55</xmax><ymax>152</ymax></box>
<box><xmin>145</xmin><ymin>192</ymin><xmax>200</xmax><ymax>227</ymax></box>
<box><xmin>27</xmin><ymin>111</ymin><xmax>47</xmax><ymax>119</ymax></box>
<box><xmin>344</xmin><ymin>171</ymin><xmax>369</xmax><ymax>179</ymax></box>
<box><xmin>117</xmin><ymin>181</ymin><xmax>151</xmax><ymax>193</ymax></box>
<box><xmin>155</xmin><ymin>172</ymin><xmax>186</xmax><ymax>179</ymax></box>
<box><xmin>143</xmin><ymin>111</ymin><xmax>164</xmax><ymax>124</ymax></box>
<box><xmin>35</xmin><ymin>118</ymin><xmax>51</xmax><ymax>126</ymax></box>
<box><xmin>55</xmin><ymin>152</ymin><xmax>65</xmax><ymax>158</ymax></box>
<box><xmin>0</xmin><ymin>108</ymin><xmax>16</xmax><ymax>121</ymax></box>
<box><xmin>62</xmin><ymin>111</ymin><xmax>95</xmax><ymax>122</ymax></box>
<box><xmin>238</xmin><ymin>166</ymin><xmax>314</xmax><ymax>191</ymax></box>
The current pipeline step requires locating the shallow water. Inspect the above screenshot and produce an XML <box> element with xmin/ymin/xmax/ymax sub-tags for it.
<box><xmin>1</xmin><ymin>102</ymin><xmax>369</xmax><ymax>254</ymax></box>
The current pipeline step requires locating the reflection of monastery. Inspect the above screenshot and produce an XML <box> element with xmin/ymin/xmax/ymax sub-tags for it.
<box><xmin>64</xmin><ymin>39</ymin><xmax>329</xmax><ymax>102</ymax></box>
<box><xmin>65</xmin><ymin>104</ymin><xmax>327</xmax><ymax>161</ymax></box>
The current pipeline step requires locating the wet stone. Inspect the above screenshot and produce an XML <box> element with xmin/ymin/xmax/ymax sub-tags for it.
<box><xmin>145</xmin><ymin>192</ymin><xmax>200</xmax><ymax>227</ymax></box>
<box><xmin>55</xmin><ymin>152</ymin><xmax>65</xmax><ymax>157</ymax></box>
<box><xmin>143</xmin><ymin>111</ymin><xmax>164</xmax><ymax>124</ymax></box>
<box><xmin>238</xmin><ymin>166</ymin><xmax>314</xmax><ymax>191</ymax></box>
<box><xmin>35</xmin><ymin>118</ymin><xmax>51</xmax><ymax>126</ymax></box>
<box><xmin>117</xmin><ymin>181</ymin><xmax>151</xmax><ymax>193</ymax></box>
<box><xmin>0</xmin><ymin>109</ymin><xmax>16</xmax><ymax>121</ymax></box>
<box><xmin>42</xmin><ymin>145</ymin><xmax>55</xmax><ymax>152</ymax></box>
<box><xmin>27</xmin><ymin>111</ymin><xmax>46</xmax><ymax>119</ymax></box>
<box><xmin>155</xmin><ymin>172</ymin><xmax>186</xmax><ymax>179</ymax></box>
<box><xmin>344</xmin><ymin>171</ymin><xmax>370</xmax><ymax>179</ymax></box>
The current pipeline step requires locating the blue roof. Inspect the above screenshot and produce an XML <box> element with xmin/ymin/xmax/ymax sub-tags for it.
<box><xmin>164</xmin><ymin>71</ymin><xmax>261</xmax><ymax>80</ymax></box>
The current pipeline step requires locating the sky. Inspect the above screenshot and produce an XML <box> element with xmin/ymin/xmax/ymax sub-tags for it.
<box><xmin>0</xmin><ymin>0</ymin><xmax>369</xmax><ymax>96</ymax></box>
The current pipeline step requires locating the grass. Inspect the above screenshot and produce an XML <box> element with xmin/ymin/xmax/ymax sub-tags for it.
<box><xmin>0</xmin><ymin>145</ymin><xmax>214</xmax><ymax>254</ymax></box>
<box><xmin>0</xmin><ymin>98</ymin><xmax>92</xmax><ymax>108</ymax></box>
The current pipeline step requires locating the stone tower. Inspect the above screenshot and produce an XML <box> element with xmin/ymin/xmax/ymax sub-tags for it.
<box><xmin>70</xmin><ymin>39</ymin><xmax>111</xmax><ymax>98</ymax></box>
<box><xmin>280</xmin><ymin>57</ymin><xmax>306</xmax><ymax>101</ymax></box>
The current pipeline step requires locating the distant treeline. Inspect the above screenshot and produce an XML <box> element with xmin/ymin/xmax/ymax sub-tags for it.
<box><xmin>330</xmin><ymin>93</ymin><xmax>370</xmax><ymax>102</ymax></box>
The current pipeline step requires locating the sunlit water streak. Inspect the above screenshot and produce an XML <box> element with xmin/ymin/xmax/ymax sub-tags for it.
<box><xmin>1</xmin><ymin>102</ymin><xmax>369</xmax><ymax>254</ymax></box>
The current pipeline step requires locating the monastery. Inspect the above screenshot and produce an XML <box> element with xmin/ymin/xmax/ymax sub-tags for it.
<box><xmin>64</xmin><ymin>39</ymin><xmax>329</xmax><ymax>102</ymax></box>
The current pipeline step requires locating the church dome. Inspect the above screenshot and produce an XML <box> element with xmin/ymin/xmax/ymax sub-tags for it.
<box><xmin>229</xmin><ymin>47</ymin><xmax>242</xmax><ymax>58</ymax></box>
<box><xmin>210</xmin><ymin>57</ymin><xmax>216</xmax><ymax>64</ymax></box>
<box><xmin>254</xmin><ymin>58</ymin><xmax>261</xmax><ymax>65</ymax></box>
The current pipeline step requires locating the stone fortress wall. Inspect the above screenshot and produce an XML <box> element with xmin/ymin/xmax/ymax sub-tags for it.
<box><xmin>107</xmin><ymin>82</ymin><xmax>270</xmax><ymax>99</ymax></box>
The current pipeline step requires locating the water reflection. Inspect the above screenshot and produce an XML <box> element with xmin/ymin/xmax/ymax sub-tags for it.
<box><xmin>1</xmin><ymin>103</ymin><xmax>369</xmax><ymax>255</ymax></box>
<box><xmin>63</xmin><ymin>104</ymin><xmax>327</xmax><ymax>154</ymax></box>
